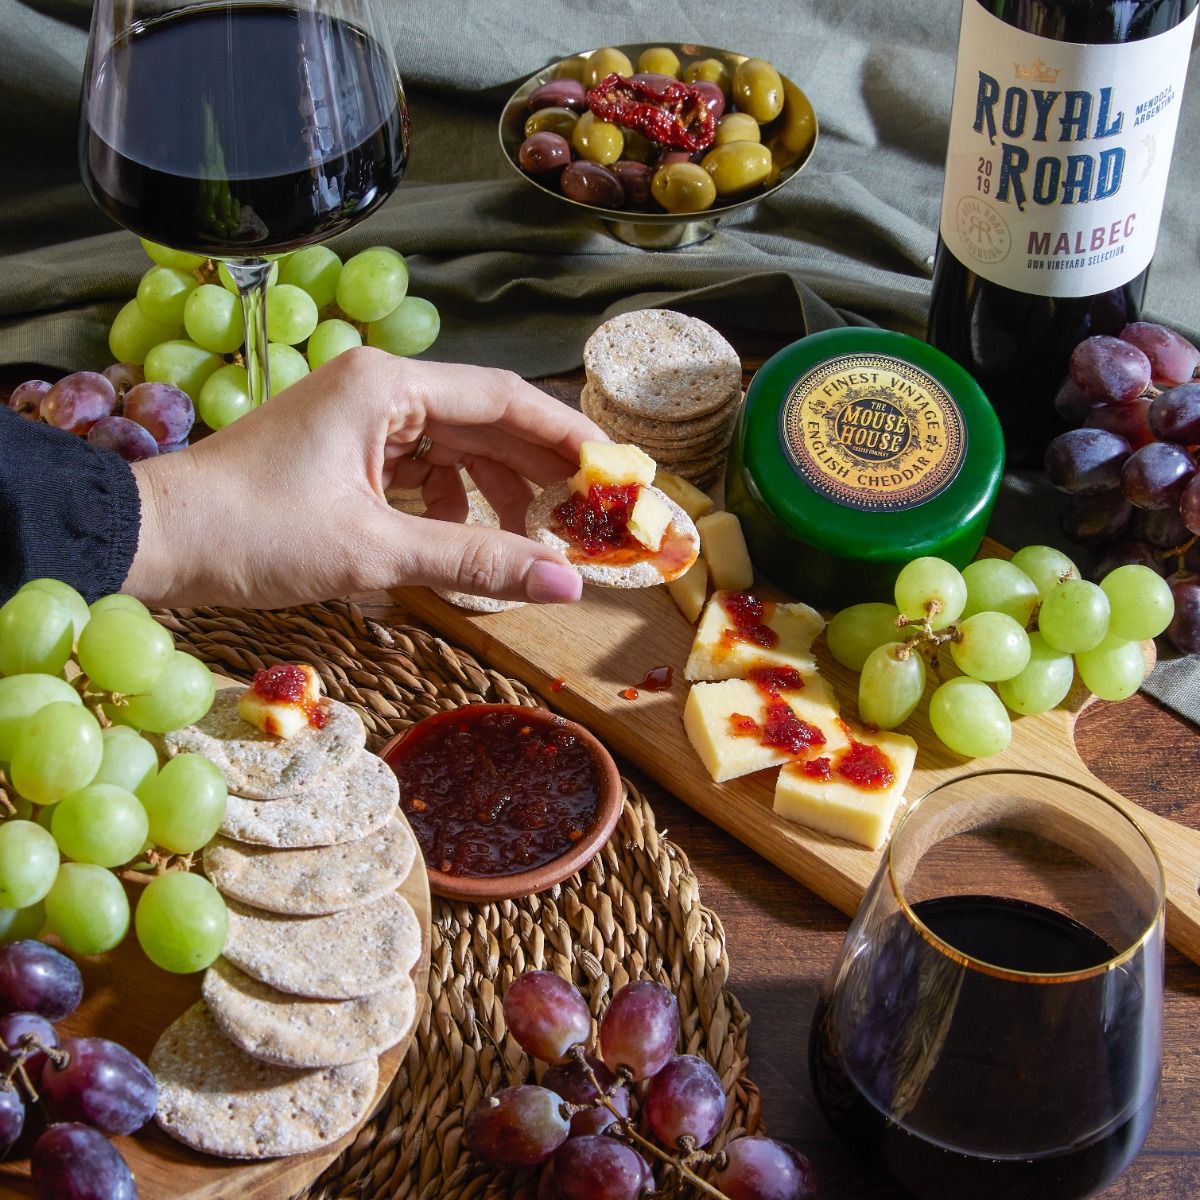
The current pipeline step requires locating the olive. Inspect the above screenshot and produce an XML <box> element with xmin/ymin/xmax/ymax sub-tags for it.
<box><xmin>524</xmin><ymin>106</ymin><xmax>579</xmax><ymax>139</ymax></box>
<box><xmin>583</xmin><ymin>47</ymin><xmax>634</xmax><ymax>89</ymax></box>
<box><xmin>571</xmin><ymin>110</ymin><xmax>624</xmax><ymax>165</ymax></box>
<box><xmin>560</xmin><ymin>161</ymin><xmax>625</xmax><ymax>208</ymax></box>
<box><xmin>554</xmin><ymin>56</ymin><xmax>587</xmax><ymax>82</ymax></box>
<box><xmin>700</xmin><ymin>140</ymin><xmax>773</xmax><ymax>196</ymax></box>
<box><xmin>621</xmin><ymin>129</ymin><xmax>657</xmax><ymax>163</ymax></box>
<box><xmin>637</xmin><ymin>46</ymin><xmax>680</xmax><ymax>77</ymax></box>
<box><xmin>659</xmin><ymin>149</ymin><xmax>703</xmax><ymax>165</ymax></box>
<box><xmin>732</xmin><ymin>58</ymin><xmax>784</xmax><ymax>123</ymax></box>
<box><xmin>651</xmin><ymin>162</ymin><xmax>717</xmax><ymax>213</ymax></box>
<box><xmin>529</xmin><ymin>78</ymin><xmax>587</xmax><ymax>113</ymax></box>
<box><xmin>610</xmin><ymin>161</ymin><xmax>654</xmax><ymax>210</ymax></box>
<box><xmin>691</xmin><ymin>80</ymin><xmax>725</xmax><ymax>120</ymax></box>
<box><xmin>714</xmin><ymin>112</ymin><xmax>761</xmax><ymax>145</ymax></box>
<box><xmin>518</xmin><ymin>131</ymin><xmax>572</xmax><ymax>175</ymax></box>
<box><xmin>684</xmin><ymin>58</ymin><xmax>731</xmax><ymax>98</ymax></box>
<box><xmin>777</xmin><ymin>78</ymin><xmax>817</xmax><ymax>156</ymax></box>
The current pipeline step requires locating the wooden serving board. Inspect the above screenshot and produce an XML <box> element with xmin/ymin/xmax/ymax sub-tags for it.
<box><xmin>395</xmin><ymin>538</ymin><xmax>1200</xmax><ymax>966</ymax></box>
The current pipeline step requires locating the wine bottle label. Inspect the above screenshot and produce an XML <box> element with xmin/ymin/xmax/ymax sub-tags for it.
<box><xmin>938</xmin><ymin>1</ymin><xmax>1196</xmax><ymax>298</ymax></box>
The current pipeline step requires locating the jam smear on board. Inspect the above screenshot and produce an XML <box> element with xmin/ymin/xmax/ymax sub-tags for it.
<box><xmin>250</xmin><ymin>664</ymin><xmax>328</xmax><ymax>729</ymax></box>
<box><xmin>635</xmin><ymin>665</ymin><xmax>673</xmax><ymax>692</ymax></box>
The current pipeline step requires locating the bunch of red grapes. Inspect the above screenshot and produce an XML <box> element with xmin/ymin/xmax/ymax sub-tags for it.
<box><xmin>1044</xmin><ymin>321</ymin><xmax>1200</xmax><ymax>655</ymax></box>
<box><xmin>465</xmin><ymin>970</ymin><xmax>816</xmax><ymax>1200</ymax></box>
<box><xmin>1</xmin><ymin>940</ymin><xmax>155</xmax><ymax>1199</ymax></box>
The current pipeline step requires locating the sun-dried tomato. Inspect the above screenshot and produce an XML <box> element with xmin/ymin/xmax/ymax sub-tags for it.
<box><xmin>586</xmin><ymin>73</ymin><xmax>716</xmax><ymax>152</ymax></box>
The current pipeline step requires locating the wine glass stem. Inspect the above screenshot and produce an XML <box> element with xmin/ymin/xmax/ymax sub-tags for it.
<box><xmin>225</xmin><ymin>259</ymin><xmax>273</xmax><ymax>407</ymax></box>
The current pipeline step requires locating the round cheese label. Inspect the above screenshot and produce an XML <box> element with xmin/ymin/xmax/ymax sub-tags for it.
<box><xmin>778</xmin><ymin>353</ymin><xmax>967</xmax><ymax>512</ymax></box>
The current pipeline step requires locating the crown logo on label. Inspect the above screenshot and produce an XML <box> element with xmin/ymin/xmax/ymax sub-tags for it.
<box><xmin>1014</xmin><ymin>58</ymin><xmax>1060</xmax><ymax>83</ymax></box>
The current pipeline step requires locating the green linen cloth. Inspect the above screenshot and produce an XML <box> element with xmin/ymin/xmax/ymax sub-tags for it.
<box><xmin>1</xmin><ymin>0</ymin><xmax>1197</xmax><ymax>720</ymax></box>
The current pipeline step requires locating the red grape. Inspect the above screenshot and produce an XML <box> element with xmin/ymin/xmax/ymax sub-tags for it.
<box><xmin>8</xmin><ymin>380</ymin><xmax>51</xmax><ymax>419</ymax></box>
<box><xmin>1167</xmin><ymin>575</ymin><xmax>1200</xmax><ymax>655</ymax></box>
<box><xmin>551</xmin><ymin>1136</ymin><xmax>653</xmax><ymax>1200</ymax></box>
<box><xmin>1120</xmin><ymin>322</ymin><xmax>1200</xmax><ymax>387</ymax></box>
<box><xmin>0</xmin><ymin>941</ymin><xmax>83</xmax><ymax>1021</ymax></box>
<box><xmin>102</xmin><ymin>363</ymin><xmax>144</xmax><ymax>398</ymax></box>
<box><xmin>503</xmin><ymin>971</ymin><xmax>592</xmax><ymax>1064</ymax></box>
<box><xmin>464</xmin><ymin>1084</ymin><xmax>570</xmax><ymax>1167</ymax></box>
<box><xmin>1181</xmin><ymin>475</ymin><xmax>1200</xmax><ymax>537</ymax></box>
<box><xmin>1070</xmin><ymin>335</ymin><xmax>1151</xmax><ymax>405</ymax></box>
<box><xmin>0</xmin><ymin>1011</ymin><xmax>58</xmax><ymax>1092</ymax></box>
<box><xmin>1053</xmin><ymin>377</ymin><xmax>1100</xmax><ymax>425</ymax></box>
<box><xmin>1148</xmin><ymin>382</ymin><xmax>1200</xmax><ymax>445</ymax></box>
<box><xmin>598</xmin><ymin>980</ymin><xmax>679</xmax><ymax>1082</ymax></box>
<box><xmin>123</xmin><ymin>381</ymin><xmax>195</xmax><ymax>446</ymax></box>
<box><xmin>41</xmin><ymin>372</ymin><xmax>117</xmax><ymax>434</ymax></box>
<box><xmin>1060</xmin><ymin>490</ymin><xmax>1132</xmax><ymax>546</ymax></box>
<box><xmin>644</xmin><ymin>1054</ymin><xmax>726</xmax><ymax>1148</ymax></box>
<box><xmin>1092</xmin><ymin>540</ymin><xmax>1166</xmax><ymax>580</ymax></box>
<box><xmin>31</xmin><ymin>1122</ymin><xmax>137</xmax><ymax>1200</ymax></box>
<box><xmin>1084</xmin><ymin>398</ymin><xmax>1154</xmax><ymax>448</ymax></box>
<box><xmin>0</xmin><ymin>1085</ymin><xmax>24</xmax><ymax>1158</ymax></box>
<box><xmin>41</xmin><ymin>1037</ymin><xmax>157</xmax><ymax>1136</ymax></box>
<box><xmin>541</xmin><ymin>1053</ymin><xmax>630</xmax><ymax>1135</ymax></box>
<box><xmin>1135</xmin><ymin>505</ymin><xmax>1192</xmax><ymax>549</ymax></box>
<box><xmin>711</xmin><ymin>1136</ymin><xmax>817</xmax><ymax>1200</ymax></box>
<box><xmin>1044</xmin><ymin>428</ymin><xmax>1130</xmax><ymax>494</ymax></box>
<box><xmin>1121</xmin><ymin>442</ymin><xmax>1195</xmax><ymax>510</ymax></box>
<box><xmin>87</xmin><ymin>416</ymin><xmax>160</xmax><ymax>463</ymax></box>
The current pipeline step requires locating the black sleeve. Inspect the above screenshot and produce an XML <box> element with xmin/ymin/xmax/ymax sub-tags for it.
<box><xmin>0</xmin><ymin>408</ymin><xmax>142</xmax><ymax>604</ymax></box>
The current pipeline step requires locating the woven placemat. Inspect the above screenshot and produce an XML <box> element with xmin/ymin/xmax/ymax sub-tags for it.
<box><xmin>158</xmin><ymin>600</ymin><xmax>759</xmax><ymax>1199</ymax></box>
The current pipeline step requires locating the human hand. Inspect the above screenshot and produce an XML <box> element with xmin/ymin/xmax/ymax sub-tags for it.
<box><xmin>125</xmin><ymin>348</ymin><xmax>605</xmax><ymax>609</ymax></box>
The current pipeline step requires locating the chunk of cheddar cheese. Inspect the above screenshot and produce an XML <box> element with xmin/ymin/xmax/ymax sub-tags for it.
<box><xmin>668</xmin><ymin>555</ymin><xmax>708</xmax><ymax>623</ymax></box>
<box><xmin>695</xmin><ymin>511</ymin><xmax>753</xmax><ymax>591</ymax></box>
<box><xmin>685</xmin><ymin>591</ymin><xmax>824</xmax><ymax>681</ymax></box>
<box><xmin>627</xmin><ymin>487</ymin><xmax>672</xmax><ymax>551</ymax></box>
<box><xmin>569</xmin><ymin>441</ymin><xmax>656</xmax><ymax>495</ymax></box>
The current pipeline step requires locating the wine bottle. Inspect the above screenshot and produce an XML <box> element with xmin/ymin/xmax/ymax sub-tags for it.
<box><xmin>927</xmin><ymin>0</ymin><xmax>1198</xmax><ymax>465</ymax></box>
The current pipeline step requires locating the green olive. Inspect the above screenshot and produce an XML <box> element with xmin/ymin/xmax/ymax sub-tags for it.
<box><xmin>777</xmin><ymin>77</ymin><xmax>817</xmax><ymax>156</ymax></box>
<box><xmin>700</xmin><ymin>141</ymin><xmax>773</xmax><ymax>196</ymax></box>
<box><xmin>684</xmin><ymin>58</ymin><xmax>731</xmax><ymax>98</ymax></box>
<box><xmin>651</xmin><ymin>162</ymin><xmax>717</xmax><ymax>213</ymax></box>
<box><xmin>571</xmin><ymin>110</ymin><xmax>625</xmax><ymax>165</ymax></box>
<box><xmin>583</xmin><ymin>47</ymin><xmax>634</xmax><ymax>89</ymax></box>
<box><xmin>713</xmin><ymin>112</ymin><xmax>761</xmax><ymax>146</ymax></box>
<box><xmin>637</xmin><ymin>46</ymin><xmax>681</xmax><ymax>77</ymax></box>
<box><xmin>554</xmin><ymin>56</ymin><xmax>587</xmax><ymax>82</ymax></box>
<box><xmin>524</xmin><ymin>106</ymin><xmax>579</xmax><ymax>139</ymax></box>
<box><xmin>620</xmin><ymin>129</ymin><xmax>657</xmax><ymax>164</ymax></box>
<box><xmin>732</xmin><ymin>58</ymin><xmax>784</xmax><ymax>124</ymax></box>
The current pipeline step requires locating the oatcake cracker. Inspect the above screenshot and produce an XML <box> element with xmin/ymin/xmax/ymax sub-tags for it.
<box><xmin>220</xmin><ymin>751</ymin><xmax>398</xmax><ymax>849</ymax></box>
<box><xmin>151</xmin><ymin>1002</ymin><xmax>378</xmax><ymax>1159</ymax></box>
<box><xmin>203</xmin><ymin>815</ymin><xmax>415</xmax><ymax>914</ymax></box>
<box><xmin>526</xmin><ymin>481</ymin><xmax>698</xmax><ymax>588</ymax></box>
<box><xmin>163</xmin><ymin>688</ymin><xmax>365</xmax><ymax>799</ymax></box>
<box><xmin>583</xmin><ymin>310</ymin><xmax>742</xmax><ymax>422</ymax></box>
<box><xmin>582</xmin><ymin>380</ymin><xmax>741</xmax><ymax>443</ymax></box>
<box><xmin>222</xmin><ymin>892</ymin><xmax>421</xmax><ymax>999</ymax></box>
<box><xmin>203</xmin><ymin>958</ymin><xmax>417</xmax><ymax>1068</ymax></box>
<box><xmin>433</xmin><ymin>489</ymin><xmax>526</xmax><ymax>613</ymax></box>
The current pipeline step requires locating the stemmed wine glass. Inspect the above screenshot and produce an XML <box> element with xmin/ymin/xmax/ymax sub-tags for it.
<box><xmin>78</xmin><ymin>0</ymin><xmax>409</xmax><ymax>405</ymax></box>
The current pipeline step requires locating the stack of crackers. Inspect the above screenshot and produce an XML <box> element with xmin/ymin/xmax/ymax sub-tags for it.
<box><xmin>581</xmin><ymin>309</ymin><xmax>743</xmax><ymax>489</ymax></box>
<box><xmin>148</xmin><ymin>687</ymin><xmax>422</xmax><ymax>1161</ymax></box>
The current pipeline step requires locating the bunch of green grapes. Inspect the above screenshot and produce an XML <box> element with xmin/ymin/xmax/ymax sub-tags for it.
<box><xmin>826</xmin><ymin>549</ymin><xmax>1174</xmax><ymax>759</ymax></box>
<box><xmin>0</xmin><ymin>579</ymin><xmax>228</xmax><ymax>973</ymax></box>
<box><xmin>109</xmin><ymin>238</ymin><xmax>442</xmax><ymax>432</ymax></box>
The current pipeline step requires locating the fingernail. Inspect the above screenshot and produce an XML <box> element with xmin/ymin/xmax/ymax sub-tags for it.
<box><xmin>526</xmin><ymin>560</ymin><xmax>582</xmax><ymax>603</ymax></box>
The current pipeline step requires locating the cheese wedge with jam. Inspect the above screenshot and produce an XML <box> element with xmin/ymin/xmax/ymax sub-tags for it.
<box><xmin>238</xmin><ymin>664</ymin><xmax>323</xmax><ymax>739</ymax></box>
<box><xmin>773</xmin><ymin>724</ymin><xmax>917</xmax><ymax>850</ymax></box>
<box><xmin>569</xmin><ymin>441</ymin><xmax>656</xmax><ymax>495</ymax></box>
<box><xmin>685</xmin><ymin>591</ymin><xmax>824</xmax><ymax>681</ymax></box>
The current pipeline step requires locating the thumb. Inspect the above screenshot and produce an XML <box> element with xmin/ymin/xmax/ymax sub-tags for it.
<box><xmin>384</xmin><ymin>511</ymin><xmax>583</xmax><ymax>604</ymax></box>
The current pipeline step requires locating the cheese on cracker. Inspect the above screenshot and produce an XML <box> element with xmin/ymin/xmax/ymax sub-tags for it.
<box><xmin>569</xmin><ymin>440</ymin><xmax>656</xmax><ymax>493</ymax></box>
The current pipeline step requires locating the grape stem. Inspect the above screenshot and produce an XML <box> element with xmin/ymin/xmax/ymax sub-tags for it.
<box><xmin>0</xmin><ymin>1032</ymin><xmax>65</xmax><ymax>1102</ymax></box>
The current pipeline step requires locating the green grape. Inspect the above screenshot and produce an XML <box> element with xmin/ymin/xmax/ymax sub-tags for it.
<box><xmin>0</xmin><ymin>674</ymin><xmax>81</xmax><ymax>760</ymax></box>
<box><xmin>109</xmin><ymin>298</ymin><xmax>182</xmax><ymax>365</ymax></box>
<box><xmin>136</xmin><ymin>267</ymin><xmax>198</xmax><ymax>327</ymax></box>
<box><xmin>0</xmin><ymin>821</ymin><xmax>60</xmax><ymax>908</ymax></box>
<box><xmin>1009</xmin><ymin>545</ymin><xmax>1079</xmax><ymax>601</ymax></box>
<box><xmin>183</xmin><ymin>283</ymin><xmax>245</xmax><ymax>354</ymax></box>
<box><xmin>44</xmin><ymin>862</ymin><xmax>130</xmax><ymax>955</ymax></box>
<box><xmin>218</xmin><ymin>260</ymin><xmax>278</xmax><ymax>293</ymax></box>
<box><xmin>278</xmin><ymin>244</ymin><xmax>342</xmax><ymax>309</ymax></box>
<box><xmin>826</xmin><ymin>603</ymin><xmax>905</xmax><ymax>672</ymax></box>
<box><xmin>960</xmin><ymin>559</ymin><xmax>1039</xmax><ymax>626</ymax></box>
<box><xmin>1100</xmin><ymin>564</ymin><xmax>1174</xmax><ymax>642</ymax></box>
<box><xmin>267</xmin><ymin>343</ymin><xmax>310</xmax><ymax>396</ymax></box>
<box><xmin>367</xmin><ymin>296</ymin><xmax>440</xmax><ymax>357</ymax></box>
<box><xmin>18</xmin><ymin>579</ymin><xmax>90</xmax><ymax>641</ymax></box>
<box><xmin>52</xmin><ymin>783</ymin><xmax>149</xmax><ymax>868</ymax></box>
<box><xmin>77</xmin><ymin>609</ymin><xmax>174</xmax><ymax>695</ymax></box>
<box><xmin>893</xmin><ymin>557</ymin><xmax>967</xmax><ymax>630</ymax></box>
<box><xmin>265</xmin><ymin>284</ymin><xmax>319</xmax><ymax>345</ymax></box>
<box><xmin>336</xmin><ymin>246</ymin><xmax>408</xmax><ymax>323</ymax></box>
<box><xmin>144</xmin><ymin>339</ymin><xmax>223</xmax><ymax>403</ymax></box>
<box><xmin>89</xmin><ymin>594</ymin><xmax>150</xmax><ymax>618</ymax></box>
<box><xmin>858</xmin><ymin>643</ymin><xmax>925</xmax><ymax>729</ymax></box>
<box><xmin>135</xmin><ymin>871</ymin><xmax>227</xmax><ymax>973</ymax></box>
<box><xmin>120</xmin><ymin>651</ymin><xmax>215</xmax><ymax>733</ymax></box>
<box><xmin>138</xmin><ymin>754</ymin><xmax>227</xmax><ymax>854</ymax></box>
<box><xmin>950</xmin><ymin>612</ymin><xmax>1031</xmax><ymax>682</ymax></box>
<box><xmin>0</xmin><ymin>591</ymin><xmax>74</xmax><ymax>676</ymax></box>
<box><xmin>307</xmin><ymin>318</ymin><xmax>362</xmax><ymax>370</ymax></box>
<box><xmin>0</xmin><ymin>901</ymin><xmax>46</xmax><ymax>945</ymax></box>
<box><xmin>140</xmin><ymin>238</ymin><xmax>206</xmax><ymax>272</ymax></box>
<box><xmin>1075</xmin><ymin>634</ymin><xmax>1146</xmax><ymax>702</ymax></box>
<box><xmin>928</xmin><ymin>677</ymin><xmax>1012</xmax><ymax>758</ymax></box>
<box><xmin>996</xmin><ymin>633</ymin><xmax>1075</xmax><ymax>716</ymax></box>
<box><xmin>1038</xmin><ymin>579</ymin><xmax>1110</xmax><ymax>654</ymax></box>
<box><xmin>94</xmin><ymin>725</ymin><xmax>159</xmax><ymax>793</ymax></box>
<box><xmin>9</xmin><ymin>796</ymin><xmax>33</xmax><ymax>820</ymax></box>
<box><xmin>198</xmin><ymin>363</ymin><xmax>254</xmax><ymax>430</ymax></box>
<box><xmin>10</xmin><ymin>702</ymin><xmax>103</xmax><ymax>805</ymax></box>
